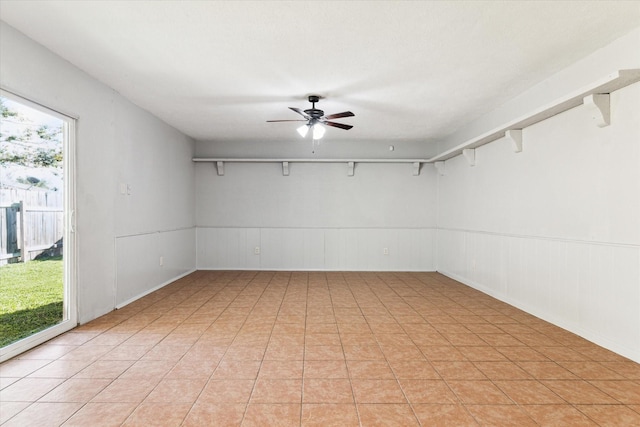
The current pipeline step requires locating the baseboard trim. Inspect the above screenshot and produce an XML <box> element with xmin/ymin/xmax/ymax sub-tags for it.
<box><xmin>115</xmin><ymin>268</ymin><xmax>197</xmax><ymax>309</ymax></box>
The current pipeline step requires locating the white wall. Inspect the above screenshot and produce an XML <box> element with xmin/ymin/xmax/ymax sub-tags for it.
<box><xmin>195</xmin><ymin>159</ymin><xmax>437</xmax><ymax>271</ymax></box>
<box><xmin>0</xmin><ymin>22</ymin><xmax>196</xmax><ymax>323</ymax></box>
<box><xmin>437</xmin><ymin>80</ymin><xmax>640</xmax><ymax>362</ymax></box>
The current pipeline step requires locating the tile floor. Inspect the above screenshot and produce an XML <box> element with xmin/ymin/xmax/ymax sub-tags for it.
<box><xmin>1</xmin><ymin>271</ymin><xmax>640</xmax><ymax>426</ymax></box>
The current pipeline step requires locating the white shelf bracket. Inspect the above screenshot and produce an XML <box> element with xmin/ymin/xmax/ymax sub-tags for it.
<box><xmin>463</xmin><ymin>149</ymin><xmax>476</xmax><ymax>166</ymax></box>
<box><xmin>216</xmin><ymin>161</ymin><xmax>225</xmax><ymax>176</ymax></box>
<box><xmin>506</xmin><ymin>129</ymin><xmax>523</xmax><ymax>153</ymax></box>
<box><xmin>583</xmin><ymin>93</ymin><xmax>610</xmax><ymax>127</ymax></box>
<box><xmin>412</xmin><ymin>162</ymin><xmax>421</xmax><ymax>176</ymax></box>
<box><xmin>434</xmin><ymin>161</ymin><xmax>446</xmax><ymax>176</ymax></box>
<box><xmin>282</xmin><ymin>161</ymin><xmax>289</xmax><ymax>176</ymax></box>
<box><xmin>347</xmin><ymin>161</ymin><xmax>355</xmax><ymax>176</ymax></box>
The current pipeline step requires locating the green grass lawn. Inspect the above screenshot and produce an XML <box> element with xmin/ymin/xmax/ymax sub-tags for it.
<box><xmin>0</xmin><ymin>256</ymin><xmax>63</xmax><ymax>347</ymax></box>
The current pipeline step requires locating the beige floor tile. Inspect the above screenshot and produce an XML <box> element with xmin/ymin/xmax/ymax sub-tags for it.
<box><xmin>342</xmin><ymin>344</ymin><xmax>384</xmax><ymax>360</ymax></box>
<box><xmin>86</xmin><ymin>333</ymin><xmax>133</xmax><ymax>346</ymax></box>
<box><xmin>73</xmin><ymin>360</ymin><xmax>134</xmax><ymax>379</ymax></box>
<box><xmin>259</xmin><ymin>360</ymin><xmax>303</xmax><ymax>379</ymax></box>
<box><xmin>144</xmin><ymin>378</ymin><xmax>206</xmax><ymax>403</ymax></box>
<box><xmin>474</xmin><ymin>361</ymin><xmax>532</xmax><ymax>380</ymax></box>
<box><xmin>117</xmin><ymin>359</ymin><xmax>172</xmax><ymax>380</ymax></box>
<box><xmin>517</xmin><ymin>361</ymin><xmax>579</xmax><ymax>379</ymax></box>
<box><xmin>2</xmin><ymin>271</ymin><xmax>639</xmax><ymax>426</ymax></box>
<box><xmin>305</xmin><ymin>345</ymin><xmax>345</xmax><ymax>360</ymax></box>
<box><xmin>522</xmin><ymin>404</ymin><xmax>597</xmax><ymax>426</ymax></box>
<box><xmin>62</xmin><ymin>402</ymin><xmax>137</xmax><ymax>427</ymax></box>
<box><xmin>121</xmin><ymin>402</ymin><xmax>192</xmax><ymax>426</ymax></box>
<box><xmin>457</xmin><ymin>346</ymin><xmax>508</xmax><ymax>361</ymax></box>
<box><xmin>59</xmin><ymin>345</ymin><xmax>115</xmax><ymax>362</ymax></box>
<box><xmin>49</xmin><ymin>332</ymin><xmax>99</xmax><ymax>346</ymax></box>
<box><xmin>399</xmin><ymin>379</ymin><xmax>459</xmax><ymax>404</ymax></box>
<box><xmin>577</xmin><ymin>405</ymin><xmax>640</xmax><ymax>427</ymax></box>
<box><xmin>465</xmin><ymin>404</ymin><xmax>537</xmax><ymax>426</ymax></box>
<box><xmin>242</xmin><ymin>403</ymin><xmax>301</xmax><ymax>427</ymax></box>
<box><xmin>121</xmin><ymin>333</ymin><xmax>167</xmax><ymax>347</ymax></box>
<box><xmin>40</xmin><ymin>378</ymin><xmax>111</xmax><ymax>402</ymax></box>
<box><xmin>388</xmin><ymin>359</ymin><xmax>440</xmax><ymax>379</ymax></box>
<box><xmin>412</xmin><ymin>404</ymin><xmax>478</xmax><ymax>426</ymax></box>
<box><xmin>16</xmin><ymin>344</ymin><xmax>76</xmax><ymax>360</ymax></box>
<box><xmin>558</xmin><ymin>361</ymin><xmax>626</xmax><ymax>380</ymax></box>
<box><xmin>2</xmin><ymin>402</ymin><xmax>82</xmax><ymax>427</ymax></box>
<box><xmin>493</xmin><ymin>379</ymin><xmax>565</xmax><ymax>404</ymax></box>
<box><xmin>304</xmin><ymin>359</ymin><xmax>348</xmax><ymax>378</ymax></box>
<box><xmin>600</xmin><ymin>361</ymin><xmax>640</xmax><ymax>379</ymax></box>
<box><xmin>0</xmin><ymin>401</ymin><xmax>31</xmax><ymax>424</ymax></box>
<box><xmin>182</xmin><ymin>403</ymin><xmax>246</xmax><ymax>427</ymax></box>
<box><xmin>446</xmin><ymin>380</ymin><xmax>512</xmax><ymax>404</ymax></box>
<box><xmin>199</xmin><ymin>379</ymin><xmax>254</xmax><ymax>403</ymax></box>
<box><xmin>27</xmin><ymin>360</ymin><xmax>92</xmax><ymax>378</ymax></box>
<box><xmin>587</xmin><ymin>380</ymin><xmax>640</xmax><ymax>404</ymax></box>
<box><xmin>0</xmin><ymin>359</ymin><xmax>51</xmax><ymax>378</ymax></box>
<box><xmin>213</xmin><ymin>360</ymin><xmax>261</xmax><ymax>379</ymax></box>
<box><xmin>224</xmin><ymin>345</ymin><xmax>267</xmax><ymax>361</ymax></box>
<box><xmin>351</xmin><ymin>379</ymin><xmax>407</xmax><ymax>404</ymax></box>
<box><xmin>0</xmin><ymin>377</ymin><xmax>65</xmax><ymax>401</ymax></box>
<box><xmin>337</xmin><ymin>323</ymin><xmax>371</xmax><ymax>334</ymax></box>
<box><xmin>541</xmin><ymin>380</ymin><xmax>619</xmax><ymax>404</ymax></box>
<box><xmin>304</xmin><ymin>333</ymin><xmax>341</xmax><ymax>346</ymax></box>
<box><xmin>379</xmin><ymin>344</ymin><xmax>424</xmax><ymax>361</ymax></box>
<box><xmin>442</xmin><ymin>333</ymin><xmax>488</xmax><ymax>347</ymax></box>
<box><xmin>431</xmin><ymin>361</ymin><xmax>486</xmax><ymax>380</ymax></box>
<box><xmin>357</xmin><ymin>403</ymin><xmax>420</xmax><ymax>426</ymax></box>
<box><xmin>264</xmin><ymin>343</ymin><xmax>305</xmax><ymax>360</ymax></box>
<box><xmin>347</xmin><ymin>360</ymin><xmax>395</xmax><ymax>379</ymax></box>
<box><xmin>251</xmin><ymin>379</ymin><xmax>302</xmax><ymax>403</ymax></box>
<box><xmin>301</xmin><ymin>403</ymin><xmax>359</xmax><ymax>426</ymax></box>
<box><xmin>303</xmin><ymin>378</ymin><xmax>353</xmax><ymax>403</ymax></box>
<box><xmin>100</xmin><ymin>345</ymin><xmax>149</xmax><ymax>361</ymax></box>
<box><xmin>338</xmin><ymin>333</ymin><xmax>377</xmax><ymax>345</ymax></box>
<box><xmin>165</xmin><ymin>358</ymin><xmax>218</xmax><ymax>379</ymax></box>
<box><xmin>91</xmin><ymin>378</ymin><xmax>158</xmax><ymax>403</ymax></box>
<box><xmin>420</xmin><ymin>345</ymin><xmax>467</xmax><ymax>361</ymax></box>
<box><xmin>140</xmin><ymin>343</ymin><xmax>191</xmax><ymax>361</ymax></box>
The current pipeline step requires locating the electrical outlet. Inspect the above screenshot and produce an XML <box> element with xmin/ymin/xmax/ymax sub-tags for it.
<box><xmin>254</xmin><ymin>246</ymin><xmax>260</xmax><ymax>255</ymax></box>
<box><xmin>383</xmin><ymin>248</ymin><xmax>389</xmax><ymax>255</ymax></box>
<box><xmin>159</xmin><ymin>256</ymin><xmax>164</xmax><ymax>266</ymax></box>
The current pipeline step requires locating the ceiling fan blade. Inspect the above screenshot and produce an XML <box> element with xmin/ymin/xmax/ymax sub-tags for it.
<box><xmin>266</xmin><ymin>119</ymin><xmax>307</xmax><ymax>122</ymax></box>
<box><xmin>322</xmin><ymin>121</ymin><xmax>353</xmax><ymax>130</ymax></box>
<box><xmin>324</xmin><ymin>111</ymin><xmax>355</xmax><ymax>120</ymax></box>
<box><xmin>289</xmin><ymin>107</ymin><xmax>310</xmax><ymax>119</ymax></box>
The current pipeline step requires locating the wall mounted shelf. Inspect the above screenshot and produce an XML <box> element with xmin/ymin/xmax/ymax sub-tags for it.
<box><xmin>427</xmin><ymin>69</ymin><xmax>640</xmax><ymax>163</ymax></box>
<box><xmin>193</xmin><ymin>69</ymin><xmax>640</xmax><ymax>174</ymax></box>
<box><xmin>192</xmin><ymin>158</ymin><xmax>430</xmax><ymax>176</ymax></box>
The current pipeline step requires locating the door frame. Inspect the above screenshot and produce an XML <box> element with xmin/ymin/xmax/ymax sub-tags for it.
<box><xmin>0</xmin><ymin>88</ymin><xmax>77</xmax><ymax>362</ymax></box>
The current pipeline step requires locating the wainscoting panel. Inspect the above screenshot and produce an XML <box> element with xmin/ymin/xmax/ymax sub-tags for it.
<box><xmin>115</xmin><ymin>227</ymin><xmax>196</xmax><ymax>307</ymax></box>
<box><xmin>197</xmin><ymin>227</ymin><xmax>436</xmax><ymax>272</ymax></box>
<box><xmin>437</xmin><ymin>228</ymin><xmax>640</xmax><ymax>363</ymax></box>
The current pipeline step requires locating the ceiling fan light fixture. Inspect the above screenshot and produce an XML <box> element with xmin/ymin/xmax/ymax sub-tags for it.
<box><xmin>312</xmin><ymin>123</ymin><xmax>325</xmax><ymax>140</ymax></box>
<box><xmin>268</xmin><ymin>95</ymin><xmax>354</xmax><ymax>141</ymax></box>
<box><xmin>297</xmin><ymin>124</ymin><xmax>309</xmax><ymax>137</ymax></box>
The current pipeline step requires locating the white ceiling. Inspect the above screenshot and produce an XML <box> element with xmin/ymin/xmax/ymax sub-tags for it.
<box><xmin>1</xmin><ymin>1</ymin><xmax>639</xmax><ymax>150</ymax></box>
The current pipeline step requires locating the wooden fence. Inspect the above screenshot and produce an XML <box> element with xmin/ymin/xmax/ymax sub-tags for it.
<box><xmin>0</xmin><ymin>189</ymin><xmax>63</xmax><ymax>266</ymax></box>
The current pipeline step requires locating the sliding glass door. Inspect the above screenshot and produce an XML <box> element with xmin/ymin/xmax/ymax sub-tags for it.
<box><xmin>0</xmin><ymin>90</ymin><xmax>76</xmax><ymax>362</ymax></box>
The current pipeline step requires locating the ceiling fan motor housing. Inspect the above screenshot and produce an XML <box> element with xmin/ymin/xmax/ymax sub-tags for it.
<box><xmin>305</xmin><ymin>95</ymin><xmax>323</xmax><ymax>118</ymax></box>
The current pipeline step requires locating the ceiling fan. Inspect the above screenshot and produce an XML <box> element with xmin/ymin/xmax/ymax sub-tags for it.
<box><xmin>267</xmin><ymin>95</ymin><xmax>354</xmax><ymax>139</ymax></box>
